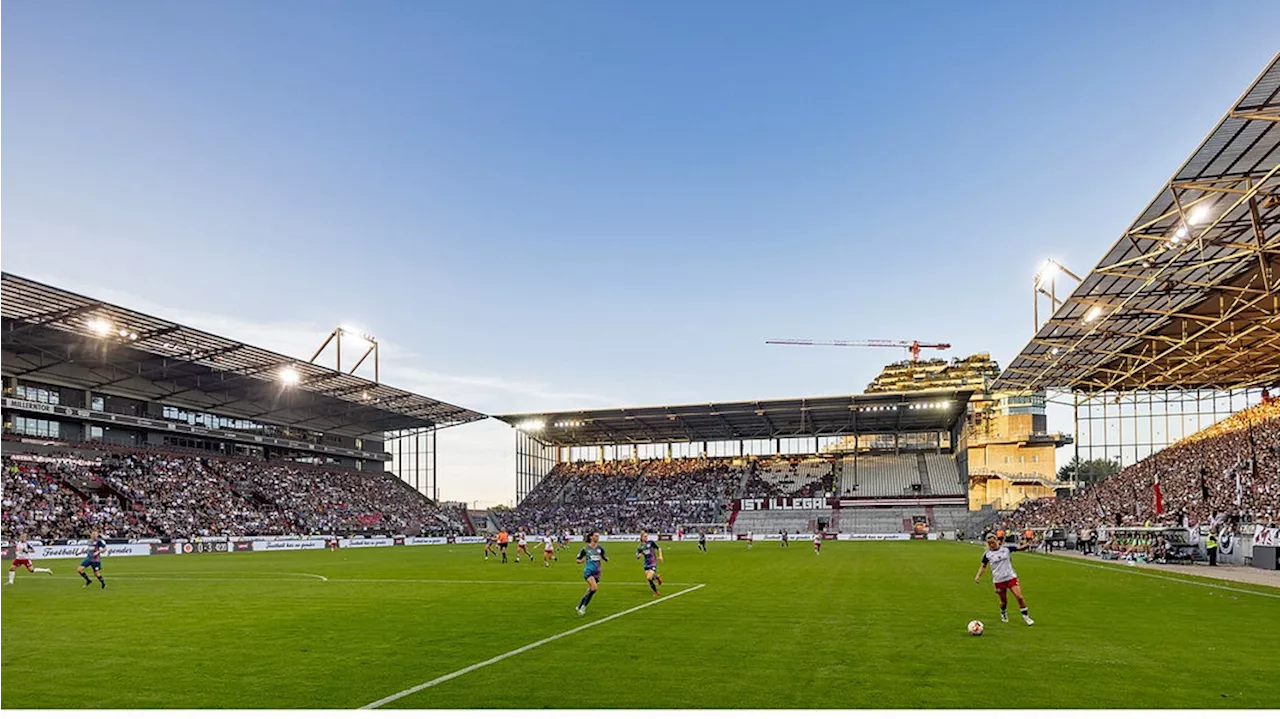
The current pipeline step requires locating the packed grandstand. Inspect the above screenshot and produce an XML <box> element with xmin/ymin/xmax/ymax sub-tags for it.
<box><xmin>2</xmin><ymin>442</ymin><xmax>471</xmax><ymax>539</ymax></box>
<box><xmin>1012</xmin><ymin>399</ymin><xmax>1280</xmax><ymax>530</ymax></box>
<box><xmin>492</xmin><ymin>451</ymin><xmax>972</xmax><ymax>535</ymax></box>
<box><xmin>8</xmin><ymin>396</ymin><xmax>1277</xmax><ymax>543</ymax></box>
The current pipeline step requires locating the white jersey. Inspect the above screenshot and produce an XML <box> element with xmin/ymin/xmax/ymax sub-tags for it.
<box><xmin>543</xmin><ymin>536</ymin><xmax>555</xmax><ymax>551</ymax></box>
<box><xmin>517</xmin><ymin>533</ymin><xmax>527</xmax><ymax>546</ymax></box>
<box><xmin>15</xmin><ymin>541</ymin><xmax>33</xmax><ymax>559</ymax></box>
<box><xmin>982</xmin><ymin>545</ymin><xmax>1020</xmax><ymax>583</ymax></box>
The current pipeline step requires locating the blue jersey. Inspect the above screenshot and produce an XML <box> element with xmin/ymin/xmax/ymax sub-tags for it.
<box><xmin>577</xmin><ymin>544</ymin><xmax>607</xmax><ymax>575</ymax></box>
<box><xmin>85</xmin><ymin>538</ymin><xmax>106</xmax><ymax>562</ymax></box>
<box><xmin>637</xmin><ymin>540</ymin><xmax>660</xmax><ymax>568</ymax></box>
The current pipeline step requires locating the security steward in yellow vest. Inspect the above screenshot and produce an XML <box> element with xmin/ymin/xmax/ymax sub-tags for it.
<box><xmin>1205</xmin><ymin>528</ymin><xmax>1219</xmax><ymax>567</ymax></box>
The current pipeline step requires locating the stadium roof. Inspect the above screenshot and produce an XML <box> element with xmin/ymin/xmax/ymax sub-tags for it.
<box><xmin>996</xmin><ymin>54</ymin><xmax>1280</xmax><ymax>397</ymax></box>
<box><xmin>495</xmin><ymin>389</ymin><xmax>972</xmax><ymax>446</ymax></box>
<box><xmin>0</xmin><ymin>273</ymin><xmax>487</xmax><ymax>435</ymax></box>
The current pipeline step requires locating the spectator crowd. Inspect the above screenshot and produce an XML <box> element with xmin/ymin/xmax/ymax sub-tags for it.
<box><xmin>2</xmin><ymin>449</ymin><xmax>467</xmax><ymax>540</ymax></box>
<box><xmin>495</xmin><ymin>455</ymin><xmax>842</xmax><ymax>534</ymax></box>
<box><xmin>1012</xmin><ymin>400</ymin><xmax>1280</xmax><ymax>532</ymax></box>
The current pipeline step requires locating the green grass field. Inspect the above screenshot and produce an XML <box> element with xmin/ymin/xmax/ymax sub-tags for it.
<box><xmin>2</xmin><ymin>540</ymin><xmax>1277</xmax><ymax>709</ymax></box>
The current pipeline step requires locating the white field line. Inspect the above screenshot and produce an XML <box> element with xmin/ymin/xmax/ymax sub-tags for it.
<box><xmin>69</xmin><ymin>575</ymin><xmax>695</xmax><ymax>588</ymax></box>
<box><xmin>324</xmin><ymin>577</ymin><xmax>697</xmax><ymax>587</ymax></box>
<box><xmin>358</xmin><ymin>582</ymin><xmax>708</xmax><ymax>710</ymax></box>
<box><xmin>1030</xmin><ymin>553</ymin><xmax>1280</xmax><ymax>599</ymax></box>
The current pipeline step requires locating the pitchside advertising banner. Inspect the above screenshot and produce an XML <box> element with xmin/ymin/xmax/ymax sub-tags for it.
<box><xmin>1</xmin><ymin>531</ymin><xmax>953</xmax><ymax>560</ymax></box>
<box><xmin>340</xmin><ymin>534</ymin><xmax>394</xmax><ymax>545</ymax></box>
<box><xmin>253</xmin><ymin>539</ymin><xmax>328</xmax><ymax>552</ymax></box>
<box><xmin>1254</xmin><ymin>525</ymin><xmax>1279</xmax><ymax>547</ymax></box>
<box><xmin>24</xmin><ymin>543</ymin><xmax>155</xmax><ymax>559</ymax></box>
<box><xmin>401</xmin><ymin>537</ymin><xmax>447</xmax><ymax>547</ymax></box>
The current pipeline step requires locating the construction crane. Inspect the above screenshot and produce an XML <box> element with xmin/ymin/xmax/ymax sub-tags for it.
<box><xmin>766</xmin><ymin>338</ymin><xmax>952</xmax><ymax>364</ymax></box>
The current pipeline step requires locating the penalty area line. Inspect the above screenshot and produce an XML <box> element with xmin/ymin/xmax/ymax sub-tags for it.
<box><xmin>358</xmin><ymin>582</ymin><xmax>707</xmax><ymax>710</ymax></box>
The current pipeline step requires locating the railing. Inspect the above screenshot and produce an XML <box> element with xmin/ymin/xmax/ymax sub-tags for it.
<box><xmin>968</xmin><ymin>466</ymin><xmax>1054</xmax><ymax>482</ymax></box>
<box><xmin>965</xmin><ymin>431</ymin><xmax>1073</xmax><ymax>445</ymax></box>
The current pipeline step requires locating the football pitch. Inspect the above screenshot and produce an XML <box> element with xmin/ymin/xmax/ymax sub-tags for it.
<box><xmin>2</xmin><ymin>540</ymin><xmax>1276</xmax><ymax>709</ymax></box>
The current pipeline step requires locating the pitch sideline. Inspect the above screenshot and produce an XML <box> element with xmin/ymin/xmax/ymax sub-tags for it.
<box><xmin>1029</xmin><ymin>552</ymin><xmax>1280</xmax><ymax>599</ymax></box>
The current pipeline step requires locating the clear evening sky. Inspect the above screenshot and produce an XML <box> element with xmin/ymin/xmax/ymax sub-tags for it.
<box><xmin>4</xmin><ymin>2</ymin><xmax>1278</xmax><ymax>506</ymax></box>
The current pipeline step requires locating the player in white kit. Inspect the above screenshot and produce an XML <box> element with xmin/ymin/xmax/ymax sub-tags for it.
<box><xmin>8</xmin><ymin>535</ymin><xmax>54</xmax><ymax>584</ymax></box>
<box><xmin>542</xmin><ymin>533</ymin><xmax>557</xmax><ymax>567</ymax></box>
<box><xmin>515</xmin><ymin>530</ymin><xmax>534</xmax><ymax>564</ymax></box>
<box><xmin>974</xmin><ymin>534</ymin><xmax>1035</xmax><ymax>625</ymax></box>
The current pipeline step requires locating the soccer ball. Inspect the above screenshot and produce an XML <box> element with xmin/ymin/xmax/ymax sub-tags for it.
<box><xmin>967</xmin><ymin>620</ymin><xmax>984</xmax><ymax>636</ymax></box>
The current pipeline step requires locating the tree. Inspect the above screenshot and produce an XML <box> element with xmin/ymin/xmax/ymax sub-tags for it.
<box><xmin>1057</xmin><ymin>456</ymin><xmax>1122</xmax><ymax>488</ymax></box>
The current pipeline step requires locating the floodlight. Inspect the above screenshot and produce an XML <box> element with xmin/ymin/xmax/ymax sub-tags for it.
<box><xmin>340</xmin><ymin>328</ymin><xmax>372</xmax><ymax>349</ymax></box>
<box><xmin>86</xmin><ymin>318</ymin><xmax>113</xmax><ymax>336</ymax></box>
<box><xmin>128</xmin><ymin>331</ymin><xmax>138</xmax><ymax>341</ymax></box>
<box><xmin>1034</xmin><ymin>260</ymin><xmax>1059</xmax><ymax>289</ymax></box>
<box><xmin>279</xmin><ymin>366</ymin><xmax>301</xmax><ymax>386</ymax></box>
<box><xmin>1187</xmin><ymin>204</ymin><xmax>1213</xmax><ymax>226</ymax></box>
<box><xmin>1083</xmin><ymin>306</ymin><xmax>1102</xmax><ymax>323</ymax></box>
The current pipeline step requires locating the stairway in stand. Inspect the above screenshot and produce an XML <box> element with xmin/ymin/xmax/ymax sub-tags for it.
<box><xmin>916</xmin><ymin>454</ymin><xmax>932</xmax><ymax>494</ymax></box>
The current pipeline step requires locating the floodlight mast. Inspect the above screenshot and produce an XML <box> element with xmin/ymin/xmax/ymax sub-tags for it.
<box><xmin>1032</xmin><ymin>259</ymin><xmax>1083</xmax><ymax>332</ymax></box>
<box><xmin>311</xmin><ymin>326</ymin><xmax>380</xmax><ymax>382</ymax></box>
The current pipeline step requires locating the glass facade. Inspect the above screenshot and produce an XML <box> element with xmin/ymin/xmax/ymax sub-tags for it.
<box><xmin>14</xmin><ymin>384</ymin><xmax>60</xmax><ymax>405</ymax></box>
<box><xmin>12</xmin><ymin>416</ymin><xmax>60</xmax><ymax>438</ymax></box>
<box><xmin>1072</xmin><ymin>388</ymin><xmax>1266</xmax><ymax>468</ymax></box>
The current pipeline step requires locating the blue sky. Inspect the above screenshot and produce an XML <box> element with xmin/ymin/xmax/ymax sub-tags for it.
<box><xmin>4</xmin><ymin>2</ymin><xmax>1278</xmax><ymax>506</ymax></box>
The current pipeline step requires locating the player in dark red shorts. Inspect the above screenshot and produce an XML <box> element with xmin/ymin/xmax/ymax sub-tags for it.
<box><xmin>8</xmin><ymin>534</ymin><xmax>53</xmax><ymax>585</ymax></box>
<box><xmin>975</xmin><ymin>534</ymin><xmax>1035</xmax><ymax>625</ymax></box>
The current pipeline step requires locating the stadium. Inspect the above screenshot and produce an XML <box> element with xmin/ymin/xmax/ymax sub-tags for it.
<box><xmin>3</xmin><ymin>13</ymin><xmax>1279</xmax><ymax>713</ymax></box>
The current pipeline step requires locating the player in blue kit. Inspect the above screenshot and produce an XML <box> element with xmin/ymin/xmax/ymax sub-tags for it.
<box><xmin>575</xmin><ymin>531</ymin><xmax>608</xmax><ymax>616</ymax></box>
<box><xmin>77</xmin><ymin>530</ymin><xmax>107</xmax><ymax>589</ymax></box>
<box><xmin>636</xmin><ymin>531</ymin><xmax>664</xmax><ymax>596</ymax></box>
